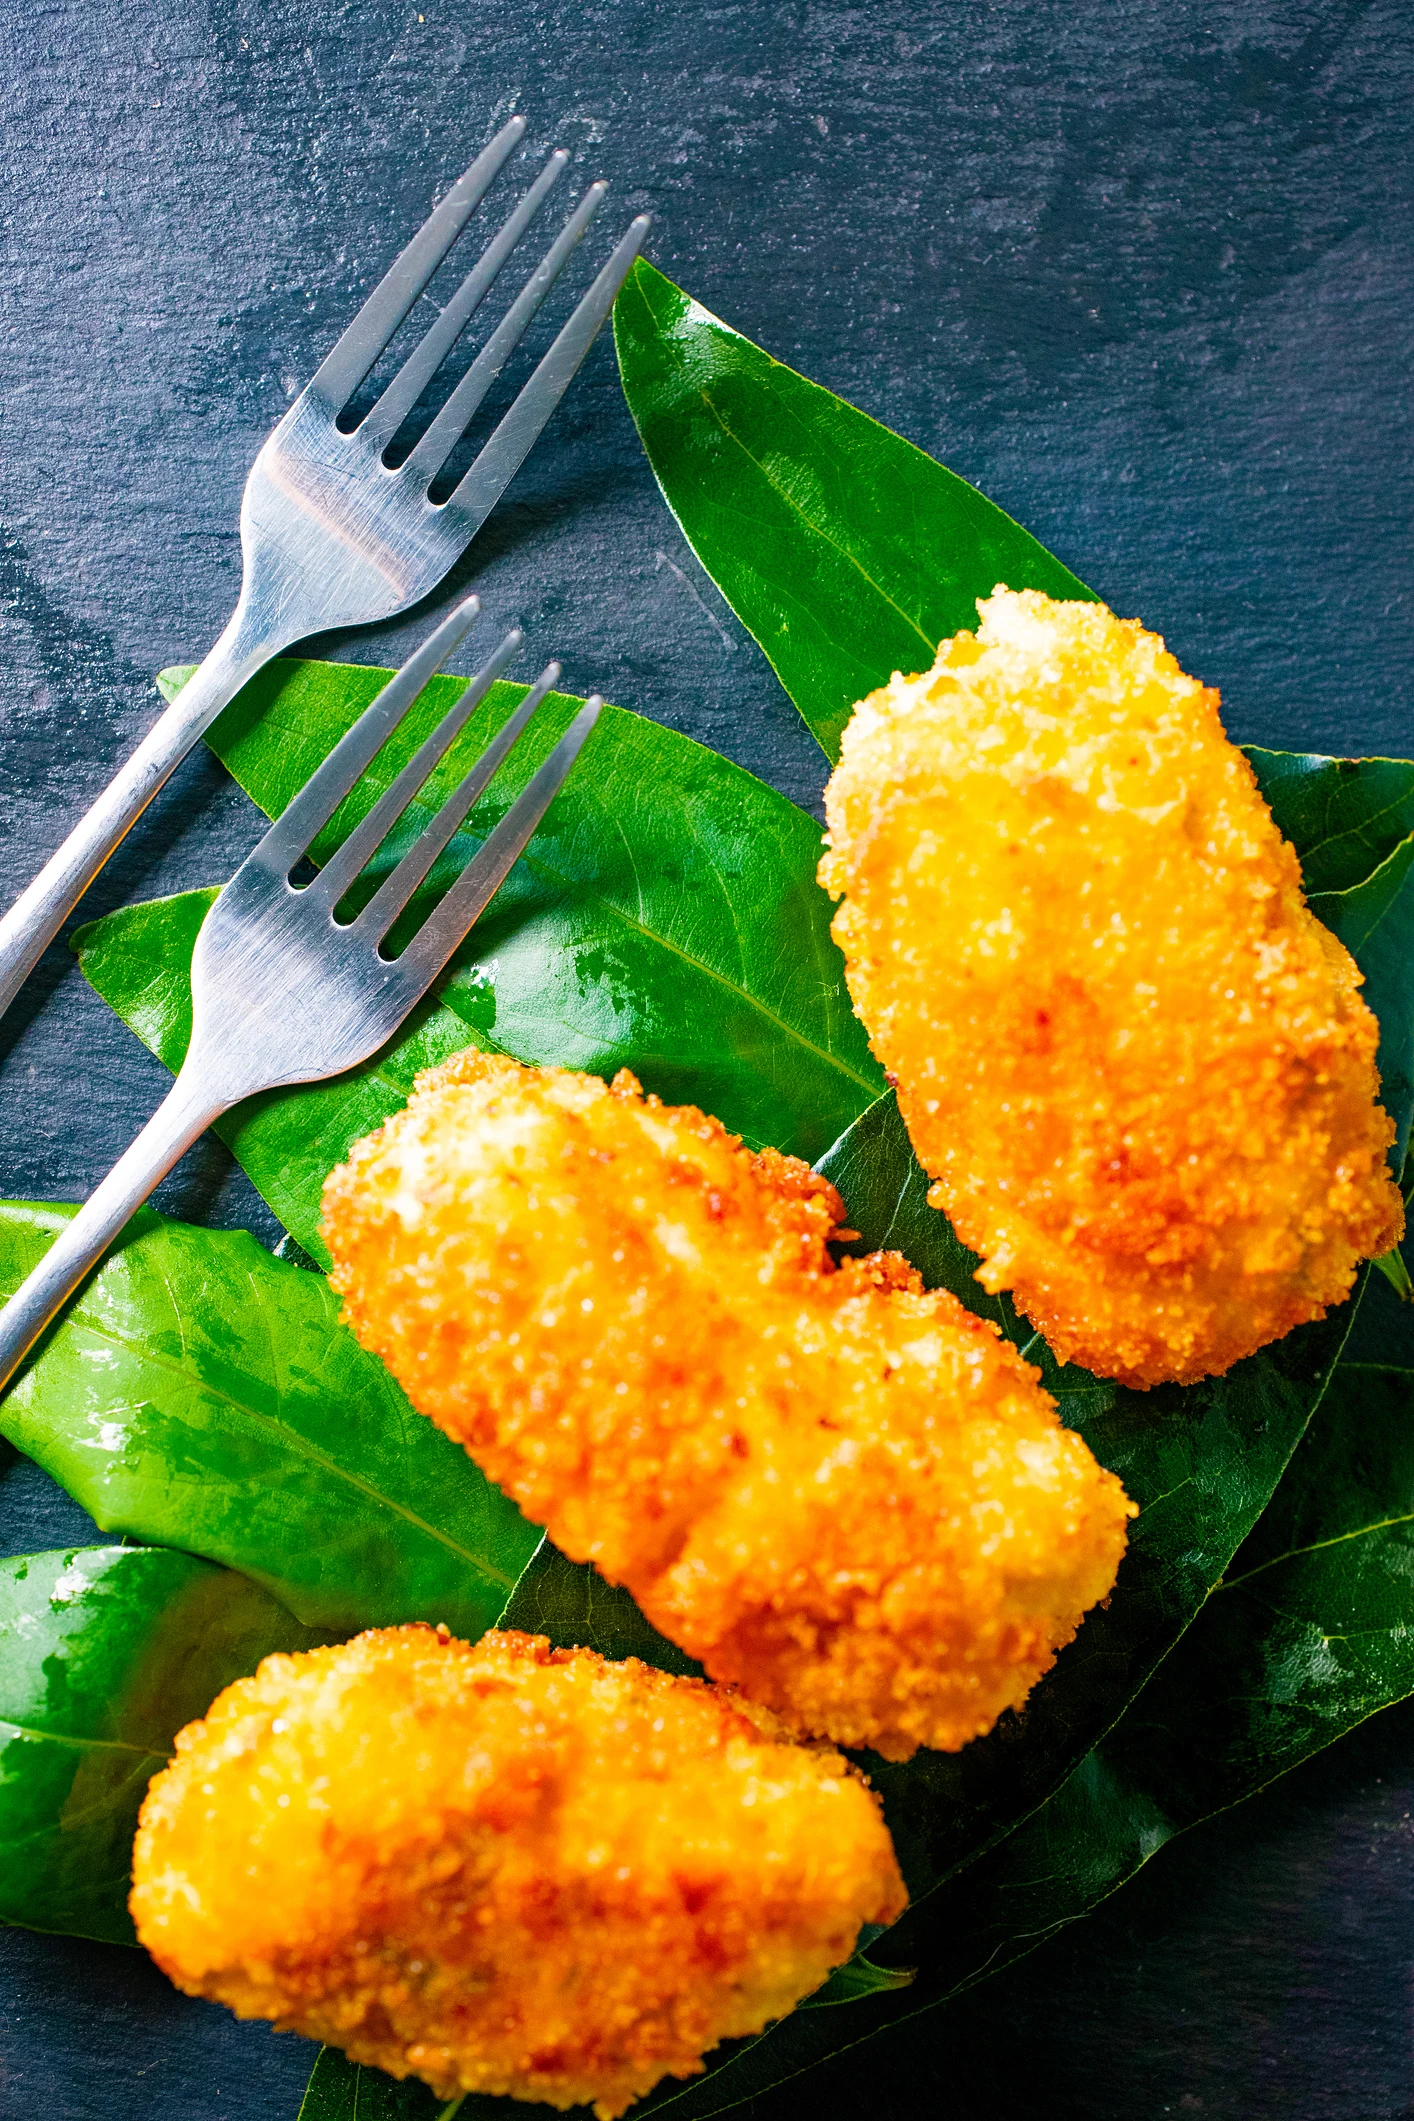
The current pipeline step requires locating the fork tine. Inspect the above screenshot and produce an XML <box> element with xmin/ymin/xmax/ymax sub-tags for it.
<box><xmin>353</xmin><ymin>660</ymin><xmax>564</xmax><ymax>940</ymax></box>
<box><xmin>359</xmin><ymin>149</ymin><xmax>571</xmax><ymax>452</ymax></box>
<box><xmin>251</xmin><ymin>595</ymin><xmax>482</xmax><ymax>875</ymax></box>
<box><xmin>314</xmin><ymin>625</ymin><xmax>527</xmax><ymax>907</ymax></box>
<box><xmin>445</xmin><ymin>214</ymin><xmax>652</xmax><ymax>526</ymax></box>
<box><xmin>309</xmin><ymin>114</ymin><xmax>527</xmax><ymax>411</ymax></box>
<box><xmin>401</xmin><ymin>183</ymin><xmax>609</xmax><ymax>486</ymax></box>
<box><xmin>387</xmin><ymin>697</ymin><xmax>603</xmax><ymax>981</ymax></box>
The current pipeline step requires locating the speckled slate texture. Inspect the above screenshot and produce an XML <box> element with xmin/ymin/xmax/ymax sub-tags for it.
<box><xmin>1</xmin><ymin>3</ymin><xmax>1411</xmax><ymax>2116</ymax></box>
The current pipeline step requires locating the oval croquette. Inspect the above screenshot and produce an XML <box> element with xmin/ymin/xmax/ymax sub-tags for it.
<box><xmin>131</xmin><ymin>1626</ymin><xmax>906</xmax><ymax>2118</ymax></box>
<box><xmin>820</xmin><ymin>586</ymin><xmax>1404</xmax><ymax>1387</ymax></box>
<box><xmin>321</xmin><ymin>1055</ymin><xmax>1135</xmax><ymax>1760</ymax></box>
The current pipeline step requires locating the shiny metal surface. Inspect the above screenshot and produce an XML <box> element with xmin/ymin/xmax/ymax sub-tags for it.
<box><xmin>0</xmin><ymin>602</ymin><xmax>602</xmax><ymax>1389</ymax></box>
<box><xmin>0</xmin><ymin>112</ymin><xmax>647</xmax><ymax>1020</ymax></box>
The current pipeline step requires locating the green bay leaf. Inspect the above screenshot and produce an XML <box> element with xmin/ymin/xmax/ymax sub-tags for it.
<box><xmin>0</xmin><ymin>1202</ymin><xmax>540</xmax><ymax>1639</ymax></box>
<box><xmin>799</xmin><ymin>1952</ymin><xmax>916</xmax><ymax>2010</ymax></box>
<box><xmin>1309</xmin><ymin>833</ymin><xmax>1414</xmax><ymax>1175</ymax></box>
<box><xmin>0</xmin><ymin>1544</ymin><xmax>323</xmax><ymax>1945</ymax></box>
<box><xmin>1247</xmin><ymin>747</ymin><xmax>1414</xmax><ymax>893</ymax></box>
<box><xmin>613</xmin><ymin>258</ymin><xmax>1093</xmax><ymax>760</ymax></box>
<box><xmin>1252</xmin><ymin>744</ymin><xmax>1414</xmax><ymax>1181</ymax></box>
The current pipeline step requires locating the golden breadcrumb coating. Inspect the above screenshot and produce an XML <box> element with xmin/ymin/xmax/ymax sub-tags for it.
<box><xmin>131</xmin><ymin>1626</ymin><xmax>904</xmax><ymax>2119</ymax></box>
<box><xmin>819</xmin><ymin>587</ymin><xmax>1404</xmax><ymax>1389</ymax></box>
<box><xmin>321</xmin><ymin>1053</ymin><xmax>1134</xmax><ymax>1760</ymax></box>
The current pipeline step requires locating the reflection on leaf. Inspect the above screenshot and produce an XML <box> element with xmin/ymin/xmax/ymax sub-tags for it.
<box><xmin>0</xmin><ymin>1545</ymin><xmax>322</xmax><ymax>1944</ymax></box>
<box><xmin>0</xmin><ymin>1202</ymin><xmax>539</xmax><ymax>1641</ymax></box>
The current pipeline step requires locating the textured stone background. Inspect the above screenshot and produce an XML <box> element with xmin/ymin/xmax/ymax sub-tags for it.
<box><xmin>1</xmin><ymin>2</ymin><xmax>1412</xmax><ymax>2115</ymax></box>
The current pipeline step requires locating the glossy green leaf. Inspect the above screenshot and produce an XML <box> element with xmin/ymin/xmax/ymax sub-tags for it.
<box><xmin>613</xmin><ymin>258</ymin><xmax>1093</xmax><ymax>759</ymax></box>
<box><xmin>74</xmin><ymin>660</ymin><xmax>883</xmax><ymax>1260</ymax></box>
<box><xmin>1309</xmin><ymin>836</ymin><xmax>1414</xmax><ymax>1174</ymax></box>
<box><xmin>1249</xmin><ymin>746</ymin><xmax>1414</xmax><ymax>1177</ymax></box>
<box><xmin>816</xmin><ymin>1092</ymin><xmax>1358</xmax><ymax>1899</ymax></box>
<box><xmin>0</xmin><ymin>1544</ymin><xmax>323</xmax><ymax>1945</ymax></box>
<box><xmin>1245</xmin><ymin>748</ymin><xmax>1414</xmax><ymax>894</ymax></box>
<box><xmin>0</xmin><ymin>1202</ymin><xmax>540</xmax><ymax>1640</ymax></box>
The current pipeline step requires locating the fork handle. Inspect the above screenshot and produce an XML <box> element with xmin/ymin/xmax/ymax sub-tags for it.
<box><xmin>0</xmin><ymin>612</ymin><xmax>272</xmax><ymax>1020</ymax></box>
<box><xmin>0</xmin><ymin>1068</ymin><xmax>228</xmax><ymax>1394</ymax></box>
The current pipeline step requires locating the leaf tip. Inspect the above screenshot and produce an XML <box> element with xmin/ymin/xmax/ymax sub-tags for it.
<box><xmin>156</xmin><ymin>664</ymin><xmax>198</xmax><ymax>703</ymax></box>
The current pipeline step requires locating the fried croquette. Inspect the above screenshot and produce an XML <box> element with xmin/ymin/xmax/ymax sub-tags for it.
<box><xmin>819</xmin><ymin>586</ymin><xmax>1404</xmax><ymax>1389</ymax></box>
<box><xmin>130</xmin><ymin>1626</ymin><xmax>904</xmax><ymax>2119</ymax></box>
<box><xmin>321</xmin><ymin>1052</ymin><xmax>1135</xmax><ymax>1761</ymax></box>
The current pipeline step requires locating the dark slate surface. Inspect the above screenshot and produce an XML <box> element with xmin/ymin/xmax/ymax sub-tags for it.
<box><xmin>1</xmin><ymin>2</ymin><xmax>1411</xmax><ymax>2115</ymax></box>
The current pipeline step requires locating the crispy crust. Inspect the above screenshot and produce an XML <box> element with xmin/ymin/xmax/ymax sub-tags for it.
<box><xmin>819</xmin><ymin>587</ymin><xmax>1404</xmax><ymax>1388</ymax></box>
<box><xmin>130</xmin><ymin>1626</ymin><xmax>905</xmax><ymax>2118</ymax></box>
<box><xmin>321</xmin><ymin>1054</ymin><xmax>1135</xmax><ymax>1760</ymax></box>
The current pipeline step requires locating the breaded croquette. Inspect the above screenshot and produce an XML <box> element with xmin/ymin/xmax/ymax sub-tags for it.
<box><xmin>819</xmin><ymin>587</ymin><xmax>1404</xmax><ymax>1389</ymax></box>
<box><xmin>321</xmin><ymin>1053</ymin><xmax>1135</xmax><ymax>1760</ymax></box>
<box><xmin>130</xmin><ymin>1626</ymin><xmax>904</xmax><ymax>2119</ymax></box>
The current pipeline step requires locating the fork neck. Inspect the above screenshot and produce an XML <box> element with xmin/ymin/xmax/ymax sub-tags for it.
<box><xmin>0</xmin><ymin>1067</ymin><xmax>229</xmax><ymax>1396</ymax></box>
<box><xmin>157</xmin><ymin>595</ymin><xmax>281</xmax><ymax>752</ymax></box>
<box><xmin>0</xmin><ymin>596</ymin><xmax>288</xmax><ymax>1027</ymax></box>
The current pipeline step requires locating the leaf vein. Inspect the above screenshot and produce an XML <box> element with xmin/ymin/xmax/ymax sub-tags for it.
<box><xmin>694</xmin><ymin>381</ymin><xmax>937</xmax><ymax>659</ymax></box>
<box><xmin>1223</xmin><ymin>1509</ymin><xmax>1414</xmax><ymax>1590</ymax></box>
<box><xmin>0</xmin><ymin>1715</ymin><xmax>158</xmax><ymax>1759</ymax></box>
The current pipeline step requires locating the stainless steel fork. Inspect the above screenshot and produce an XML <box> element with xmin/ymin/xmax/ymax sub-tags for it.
<box><xmin>0</xmin><ymin>598</ymin><xmax>600</xmax><ymax>1391</ymax></box>
<box><xmin>0</xmin><ymin>113</ymin><xmax>648</xmax><ymax>1019</ymax></box>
